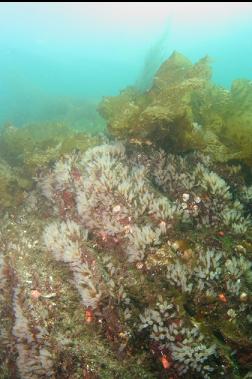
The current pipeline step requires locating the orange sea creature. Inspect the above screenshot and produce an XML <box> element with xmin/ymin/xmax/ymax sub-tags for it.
<box><xmin>218</xmin><ymin>293</ymin><xmax>228</xmax><ymax>303</ymax></box>
<box><xmin>161</xmin><ymin>354</ymin><xmax>171</xmax><ymax>369</ymax></box>
<box><xmin>31</xmin><ymin>290</ymin><xmax>41</xmax><ymax>300</ymax></box>
<box><xmin>85</xmin><ymin>308</ymin><xmax>94</xmax><ymax>323</ymax></box>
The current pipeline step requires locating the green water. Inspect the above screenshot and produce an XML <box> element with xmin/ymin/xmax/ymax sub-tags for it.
<box><xmin>0</xmin><ymin>4</ymin><xmax>252</xmax><ymax>379</ymax></box>
<box><xmin>0</xmin><ymin>2</ymin><xmax>252</xmax><ymax>128</ymax></box>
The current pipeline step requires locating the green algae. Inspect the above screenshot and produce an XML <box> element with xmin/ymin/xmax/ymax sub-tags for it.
<box><xmin>0</xmin><ymin>159</ymin><xmax>30</xmax><ymax>210</ymax></box>
<box><xmin>0</xmin><ymin>122</ymin><xmax>101</xmax><ymax>211</ymax></box>
<box><xmin>0</xmin><ymin>122</ymin><xmax>101</xmax><ymax>173</ymax></box>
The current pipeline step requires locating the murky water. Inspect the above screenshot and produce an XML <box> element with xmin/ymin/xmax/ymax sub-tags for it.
<box><xmin>0</xmin><ymin>3</ymin><xmax>252</xmax><ymax>379</ymax></box>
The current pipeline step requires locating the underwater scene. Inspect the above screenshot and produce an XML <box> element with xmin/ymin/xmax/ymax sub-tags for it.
<box><xmin>1</xmin><ymin>2</ymin><xmax>252</xmax><ymax>378</ymax></box>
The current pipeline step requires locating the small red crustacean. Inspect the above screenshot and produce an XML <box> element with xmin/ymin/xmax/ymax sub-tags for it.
<box><xmin>218</xmin><ymin>293</ymin><xmax>228</xmax><ymax>303</ymax></box>
<box><xmin>161</xmin><ymin>354</ymin><xmax>172</xmax><ymax>369</ymax></box>
<box><xmin>85</xmin><ymin>308</ymin><xmax>94</xmax><ymax>323</ymax></box>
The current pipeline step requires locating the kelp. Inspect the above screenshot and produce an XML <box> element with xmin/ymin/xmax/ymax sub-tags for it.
<box><xmin>98</xmin><ymin>51</ymin><xmax>252</xmax><ymax>166</ymax></box>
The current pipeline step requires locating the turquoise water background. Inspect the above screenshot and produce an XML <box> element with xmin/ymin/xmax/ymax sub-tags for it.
<box><xmin>0</xmin><ymin>2</ymin><xmax>252</xmax><ymax>127</ymax></box>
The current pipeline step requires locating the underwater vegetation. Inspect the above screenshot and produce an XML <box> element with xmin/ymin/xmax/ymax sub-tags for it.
<box><xmin>99</xmin><ymin>51</ymin><xmax>252</xmax><ymax>168</ymax></box>
<box><xmin>0</xmin><ymin>122</ymin><xmax>102</xmax><ymax>211</ymax></box>
<box><xmin>0</xmin><ymin>51</ymin><xmax>252</xmax><ymax>379</ymax></box>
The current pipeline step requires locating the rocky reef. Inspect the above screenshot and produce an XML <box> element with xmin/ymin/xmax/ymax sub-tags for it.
<box><xmin>0</xmin><ymin>140</ymin><xmax>251</xmax><ymax>378</ymax></box>
<box><xmin>0</xmin><ymin>51</ymin><xmax>252</xmax><ymax>378</ymax></box>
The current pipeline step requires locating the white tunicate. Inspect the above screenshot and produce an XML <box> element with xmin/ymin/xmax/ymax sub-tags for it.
<box><xmin>182</xmin><ymin>193</ymin><xmax>190</xmax><ymax>202</ymax></box>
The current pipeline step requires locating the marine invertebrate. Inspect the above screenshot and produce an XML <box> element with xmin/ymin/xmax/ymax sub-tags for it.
<box><xmin>43</xmin><ymin>220</ymin><xmax>84</xmax><ymax>262</ymax></box>
<box><xmin>40</xmin><ymin>142</ymin><xmax>185</xmax><ymax>262</ymax></box>
<box><xmin>0</xmin><ymin>254</ymin><xmax>12</xmax><ymax>356</ymax></box>
<box><xmin>146</xmin><ymin>148</ymin><xmax>251</xmax><ymax>232</ymax></box>
<box><xmin>200</xmin><ymin>169</ymin><xmax>231</xmax><ymax>200</ymax></box>
<box><xmin>32</xmin><ymin>140</ymin><xmax>251</xmax><ymax>377</ymax></box>
<box><xmin>165</xmin><ymin>246</ymin><xmax>251</xmax><ymax>304</ymax></box>
<box><xmin>13</xmin><ymin>285</ymin><xmax>54</xmax><ymax>379</ymax></box>
<box><xmin>169</xmin><ymin>327</ymin><xmax>217</xmax><ymax>378</ymax></box>
<box><xmin>166</xmin><ymin>260</ymin><xmax>193</xmax><ymax>293</ymax></box>
<box><xmin>241</xmin><ymin>185</ymin><xmax>252</xmax><ymax>202</ymax></box>
<box><xmin>139</xmin><ymin>298</ymin><xmax>218</xmax><ymax>378</ymax></box>
<box><xmin>126</xmin><ymin>224</ymin><xmax>161</xmax><ymax>262</ymax></box>
<box><xmin>194</xmin><ymin>249</ymin><xmax>223</xmax><ymax>294</ymax></box>
<box><xmin>225</xmin><ymin>256</ymin><xmax>251</xmax><ymax>296</ymax></box>
<box><xmin>221</xmin><ymin>199</ymin><xmax>250</xmax><ymax>234</ymax></box>
<box><xmin>43</xmin><ymin>220</ymin><xmax>101</xmax><ymax>308</ymax></box>
<box><xmin>0</xmin><ymin>254</ymin><xmax>7</xmax><ymax>293</ymax></box>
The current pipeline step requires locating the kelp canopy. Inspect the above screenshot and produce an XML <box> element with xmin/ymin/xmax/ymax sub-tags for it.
<box><xmin>98</xmin><ymin>51</ymin><xmax>252</xmax><ymax>167</ymax></box>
